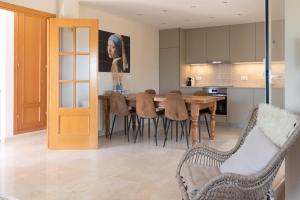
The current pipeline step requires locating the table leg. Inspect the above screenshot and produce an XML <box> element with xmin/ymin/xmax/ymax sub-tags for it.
<box><xmin>209</xmin><ymin>102</ymin><xmax>217</xmax><ymax>140</ymax></box>
<box><xmin>191</xmin><ymin>103</ymin><xmax>200</xmax><ymax>145</ymax></box>
<box><xmin>102</xmin><ymin>98</ymin><xmax>110</xmax><ymax>138</ymax></box>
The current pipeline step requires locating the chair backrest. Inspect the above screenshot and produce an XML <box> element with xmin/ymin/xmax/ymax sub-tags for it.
<box><xmin>136</xmin><ymin>92</ymin><xmax>157</xmax><ymax>118</ymax></box>
<box><xmin>193</xmin><ymin>90</ymin><xmax>208</xmax><ymax>96</ymax></box>
<box><xmin>223</xmin><ymin>105</ymin><xmax>300</xmax><ymax>177</ymax></box>
<box><xmin>165</xmin><ymin>93</ymin><xmax>188</xmax><ymax>121</ymax></box>
<box><xmin>169</xmin><ymin>90</ymin><xmax>182</xmax><ymax>95</ymax></box>
<box><xmin>109</xmin><ymin>92</ymin><xmax>129</xmax><ymax>116</ymax></box>
<box><xmin>145</xmin><ymin>89</ymin><xmax>156</xmax><ymax>95</ymax></box>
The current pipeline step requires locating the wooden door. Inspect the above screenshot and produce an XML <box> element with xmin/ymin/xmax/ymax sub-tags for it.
<box><xmin>48</xmin><ymin>19</ymin><xmax>99</xmax><ymax>149</ymax></box>
<box><xmin>14</xmin><ymin>12</ymin><xmax>47</xmax><ymax>134</ymax></box>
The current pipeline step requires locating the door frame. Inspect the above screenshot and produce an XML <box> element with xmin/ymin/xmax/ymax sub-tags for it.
<box><xmin>0</xmin><ymin>1</ymin><xmax>55</xmax><ymax>18</ymax></box>
<box><xmin>0</xmin><ymin>1</ymin><xmax>55</xmax><ymax>134</ymax></box>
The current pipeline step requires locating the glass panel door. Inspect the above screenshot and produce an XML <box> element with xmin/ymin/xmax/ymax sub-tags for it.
<box><xmin>58</xmin><ymin>27</ymin><xmax>90</xmax><ymax>108</ymax></box>
<box><xmin>48</xmin><ymin>19</ymin><xmax>98</xmax><ymax>149</ymax></box>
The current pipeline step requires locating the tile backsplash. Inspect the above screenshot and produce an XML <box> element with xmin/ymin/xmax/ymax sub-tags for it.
<box><xmin>181</xmin><ymin>62</ymin><xmax>284</xmax><ymax>88</ymax></box>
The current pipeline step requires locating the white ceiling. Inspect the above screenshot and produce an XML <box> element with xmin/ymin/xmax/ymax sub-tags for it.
<box><xmin>79</xmin><ymin>0</ymin><xmax>283</xmax><ymax>29</ymax></box>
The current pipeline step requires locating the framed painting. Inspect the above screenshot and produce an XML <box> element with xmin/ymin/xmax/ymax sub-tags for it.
<box><xmin>99</xmin><ymin>30</ymin><xmax>130</xmax><ymax>73</ymax></box>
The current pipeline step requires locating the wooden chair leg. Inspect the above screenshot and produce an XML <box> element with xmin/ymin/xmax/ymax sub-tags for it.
<box><xmin>110</xmin><ymin>115</ymin><xmax>117</xmax><ymax>140</ymax></box>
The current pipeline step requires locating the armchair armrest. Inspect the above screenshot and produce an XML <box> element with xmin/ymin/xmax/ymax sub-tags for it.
<box><xmin>176</xmin><ymin>145</ymin><xmax>233</xmax><ymax>179</ymax></box>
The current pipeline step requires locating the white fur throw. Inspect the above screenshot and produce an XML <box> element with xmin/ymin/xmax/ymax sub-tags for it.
<box><xmin>257</xmin><ymin>104</ymin><xmax>298</xmax><ymax>147</ymax></box>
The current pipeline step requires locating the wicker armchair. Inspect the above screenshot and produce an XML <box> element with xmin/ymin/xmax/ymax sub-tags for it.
<box><xmin>176</xmin><ymin>106</ymin><xmax>300</xmax><ymax>200</ymax></box>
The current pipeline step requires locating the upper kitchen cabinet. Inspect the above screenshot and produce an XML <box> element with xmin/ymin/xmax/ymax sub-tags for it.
<box><xmin>159</xmin><ymin>29</ymin><xmax>180</xmax><ymax>49</ymax></box>
<box><xmin>206</xmin><ymin>26</ymin><xmax>230</xmax><ymax>62</ymax></box>
<box><xmin>186</xmin><ymin>28</ymin><xmax>206</xmax><ymax>64</ymax></box>
<box><xmin>255</xmin><ymin>22</ymin><xmax>265</xmax><ymax>62</ymax></box>
<box><xmin>255</xmin><ymin>21</ymin><xmax>284</xmax><ymax>62</ymax></box>
<box><xmin>230</xmin><ymin>23</ymin><xmax>256</xmax><ymax>63</ymax></box>
<box><xmin>159</xmin><ymin>48</ymin><xmax>180</xmax><ymax>94</ymax></box>
<box><xmin>271</xmin><ymin>20</ymin><xmax>284</xmax><ymax>61</ymax></box>
<box><xmin>159</xmin><ymin>29</ymin><xmax>185</xmax><ymax>93</ymax></box>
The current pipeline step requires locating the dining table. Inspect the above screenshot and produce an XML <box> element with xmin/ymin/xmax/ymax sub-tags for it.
<box><xmin>99</xmin><ymin>93</ymin><xmax>225</xmax><ymax>145</ymax></box>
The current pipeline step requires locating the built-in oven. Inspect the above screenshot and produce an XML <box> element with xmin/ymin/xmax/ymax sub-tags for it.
<box><xmin>203</xmin><ymin>87</ymin><xmax>227</xmax><ymax>115</ymax></box>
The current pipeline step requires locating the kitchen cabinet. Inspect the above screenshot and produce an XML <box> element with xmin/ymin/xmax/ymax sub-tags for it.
<box><xmin>206</xmin><ymin>26</ymin><xmax>230</xmax><ymax>62</ymax></box>
<box><xmin>253</xmin><ymin>88</ymin><xmax>265</xmax><ymax>107</ymax></box>
<box><xmin>255</xmin><ymin>21</ymin><xmax>284</xmax><ymax>62</ymax></box>
<box><xmin>228</xmin><ymin>87</ymin><xmax>284</xmax><ymax>126</ymax></box>
<box><xmin>159</xmin><ymin>48</ymin><xmax>180</xmax><ymax>94</ymax></box>
<box><xmin>186</xmin><ymin>28</ymin><xmax>206</xmax><ymax>64</ymax></box>
<box><xmin>253</xmin><ymin>88</ymin><xmax>284</xmax><ymax>108</ymax></box>
<box><xmin>255</xmin><ymin>22</ymin><xmax>265</xmax><ymax>62</ymax></box>
<box><xmin>227</xmin><ymin>88</ymin><xmax>254</xmax><ymax>126</ymax></box>
<box><xmin>230</xmin><ymin>23</ymin><xmax>256</xmax><ymax>63</ymax></box>
<box><xmin>271</xmin><ymin>20</ymin><xmax>284</xmax><ymax>61</ymax></box>
<box><xmin>159</xmin><ymin>29</ymin><xmax>180</xmax><ymax>49</ymax></box>
<box><xmin>159</xmin><ymin>29</ymin><xmax>185</xmax><ymax>94</ymax></box>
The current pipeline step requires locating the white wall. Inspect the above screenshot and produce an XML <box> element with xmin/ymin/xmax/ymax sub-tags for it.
<box><xmin>285</xmin><ymin>0</ymin><xmax>300</xmax><ymax>199</ymax></box>
<box><xmin>79</xmin><ymin>4</ymin><xmax>159</xmax><ymax>133</ymax></box>
<box><xmin>0</xmin><ymin>9</ymin><xmax>14</xmax><ymax>141</ymax></box>
<box><xmin>1</xmin><ymin>0</ymin><xmax>56</xmax><ymax>14</ymax></box>
<box><xmin>57</xmin><ymin>0</ymin><xmax>78</xmax><ymax>18</ymax></box>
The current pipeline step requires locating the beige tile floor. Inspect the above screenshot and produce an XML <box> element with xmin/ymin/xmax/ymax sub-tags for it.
<box><xmin>0</xmin><ymin>125</ymin><xmax>241</xmax><ymax>200</ymax></box>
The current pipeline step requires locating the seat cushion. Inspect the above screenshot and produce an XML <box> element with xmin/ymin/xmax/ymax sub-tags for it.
<box><xmin>220</xmin><ymin>126</ymin><xmax>279</xmax><ymax>176</ymax></box>
<box><xmin>181</xmin><ymin>163</ymin><xmax>221</xmax><ymax>199</ymax></box>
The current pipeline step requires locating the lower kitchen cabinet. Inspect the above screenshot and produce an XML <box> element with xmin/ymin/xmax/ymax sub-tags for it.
<box><xmin>227</xmin><ymin>88</ymin><xmax>284</xmax><ymax>126</ymax></box>
<box><xmin>253</xmin><ymin>88</ymin><xmax>284</xmax><ymax>108</ymax></box>
<box><xmin>227</xmin><ymin>88</ymin><xmax>254</xmax><ymax>126</ymax></box>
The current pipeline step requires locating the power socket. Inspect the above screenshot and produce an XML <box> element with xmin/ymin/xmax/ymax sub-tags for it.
<box><xmin>195</xmin><ymin>76</ymin><xmax>202</xmax><ymax>81</ymax></box>
<box><xmin>240</xmin><ymin>75</ymin><xmax>248</xmax><ymax>81</ymax></box>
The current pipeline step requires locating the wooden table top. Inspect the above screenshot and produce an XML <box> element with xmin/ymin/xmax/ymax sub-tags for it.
<box><xmin>99</xmin><ymin>94</ymin><xmax>225</xmax><ymax>103</ymax></box>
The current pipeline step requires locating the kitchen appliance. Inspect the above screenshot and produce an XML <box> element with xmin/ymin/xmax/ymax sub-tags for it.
<box><xmin>203</xmin><ymin>87</ymin><xmax>227</xmax><ymax>115</ymax></box>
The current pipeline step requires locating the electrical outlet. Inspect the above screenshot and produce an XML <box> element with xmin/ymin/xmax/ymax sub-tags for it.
<box><xmin>126</xmin><ymin>75</ymin><xmax>133</xmax><ymax>80</ymax></box>
<box><xmin>240</xmin><ymin>75</ymin><xmax>248</xmax><ymax>81</ymax></box>
<box><xmin>195</xmin><ymin>76</ymin><xmax>202</xmax><ymax>81</ymax></box>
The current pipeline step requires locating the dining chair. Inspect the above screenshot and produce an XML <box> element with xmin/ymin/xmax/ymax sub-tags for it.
<box><xmin>168</xmin><ymin>90</ymin><xmax>184</xmax><ymax>141</ymax></box>
<box><xmin>134</xmin><ymin>92</ymin><xmax>163</xmax><ymax>145</ymax></box>
<box><xmin>109</xmin><ymin>92</ymin><xmax>135</xmax><ymax>142</ymax></box>
<box><xmin>163</xmin><ymin>93</ymin><xmax>190</xmax><ymax>148</ymax></box>
<box><xmin>145</xmin><ymin>89</ymin><xmax>157</xmax><ymax>95</ymax></box>
<box><xmin>176</xmin><ymin>104</ymin><xmax>300</xmax><ymax>200</ymax></box>
<box><xmin>192</xmin><ymin>90</ymin><xmax>211</xmax><ymax>142</ymax></box>
<box><xmin>169</xmin><ymin>90</ymin><xmax>182</xmax><ymax>95</ymax></box>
